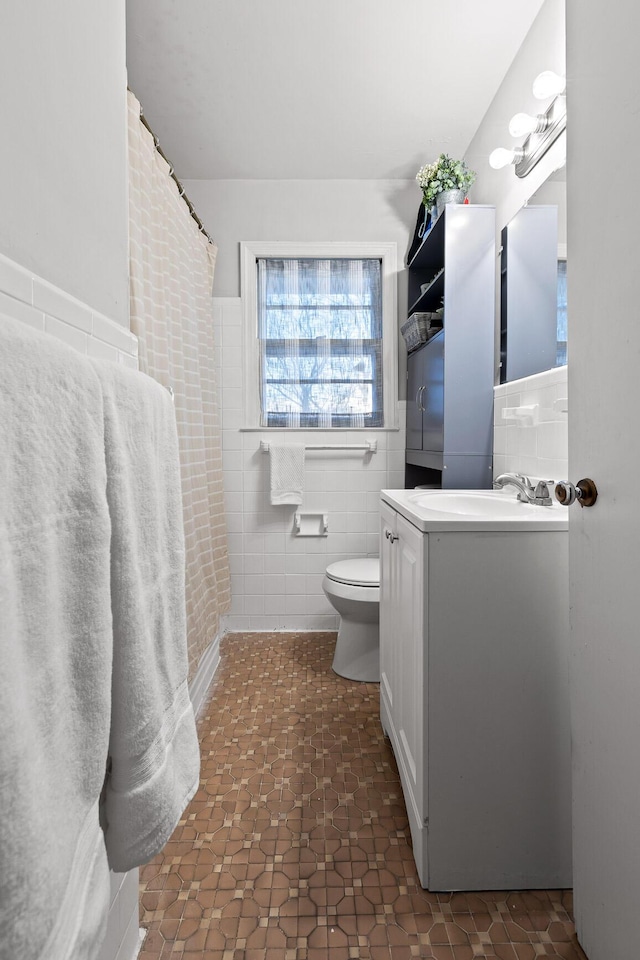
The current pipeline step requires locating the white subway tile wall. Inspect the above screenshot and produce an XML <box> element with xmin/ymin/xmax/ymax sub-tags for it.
<box><xmin>493</xmin><ymin>366</ymin><xmax>568</xmax><ymax>483</ymax></box>
<box><xmin>3</xmin><ymin>248</ymin><xmax>566</xmax><ymax>626</ymax></box>
<box><xmin>0</xmin><ymin>252</ymin><xmax>138</xmax><ymax>364</ymax></box>
<box><xmin>213</xmin><ymin>297</ymin><xmax>406</xmax><ymax>632</ymax></box>
<box><xmin>0</xmin><ymin>251</ymin><xmax>140</xmax><ymax>960</ymax></box>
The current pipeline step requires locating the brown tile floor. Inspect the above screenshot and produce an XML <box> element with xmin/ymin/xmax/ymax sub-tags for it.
<box><xmin>139</xmin><ymin>632</ymin><xmax>588</xmax><ymax>960</ymax></box>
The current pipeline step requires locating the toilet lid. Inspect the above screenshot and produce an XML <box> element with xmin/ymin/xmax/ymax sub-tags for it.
<box><xmin>326</xmin><ymin>558</ymin><xmax>380</xmax><ymax>587</ymax></box>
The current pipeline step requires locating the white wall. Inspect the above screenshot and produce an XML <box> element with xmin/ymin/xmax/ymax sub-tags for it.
<box><xmin>185</xmin><ymin>177</ymin><xmax>418</xmax><ymax>401</ymax></box>
<box><xmin>213</xmin><ymin>297</ymin><xmax>406</xmax><ymax>632</ymax></box>
<box><xmin>464</xmin><ymin>0</ymin><xmax>566</xmax><ymax>234</ymax></box>
<box><xmin>493</xmin><ymin>366</ymin><xmax>568</xmax><ymax>482</ymax></box>
<box><xmin>184</xmin><ymin>178</ymin><xmax>416</xmax><ymax>298</ymax></box>
<box><xmin>0</xmin><ymin>2</ymin><xmax>129</xmax><ymax>325</ymax></box>
<box><xmin>0</xmin><ymin>255</ymin><xmax>137</xmax><ymax>363</ymax></box>
<box><xmin>1</xmin><ymin>4</ymin><xmax>136</xmax><ymax>956</ymax></box>
<box><xmin>184</xmin><ymin>179</ymin><xmax>414</xmax><ymax>630</ymax></box>
<box><xmin>463</xmin><ymin>0</ymin><xmax>568</xmax><ymax>474</ymax></box>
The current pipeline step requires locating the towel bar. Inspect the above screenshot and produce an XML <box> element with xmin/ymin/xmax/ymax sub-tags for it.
<box><xmin>260</xmin><ymin>440</ymin><xmax>377</xmax><ymax>454</ymax></box>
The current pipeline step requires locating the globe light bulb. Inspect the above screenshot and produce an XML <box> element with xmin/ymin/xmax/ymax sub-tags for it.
<box><xmin>489</xmin><ymin>148</ymin><xmax>517</xmax><ymax>170</ymax></box>
<box><xmin>532</xmin><ymin>70</ymin><xmax>566</xmax><ymax>100</ymax></box>
<box><xmin>508</xmin><ymin>112</ymin><xmax>539</xmax><ymax>138</ymax></box>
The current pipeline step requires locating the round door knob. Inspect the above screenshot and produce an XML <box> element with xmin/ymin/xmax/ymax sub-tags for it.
<box><xmin>554</xmin><ymin>478</ymin><xmax>598</xmax><ymax>508</ymax></box>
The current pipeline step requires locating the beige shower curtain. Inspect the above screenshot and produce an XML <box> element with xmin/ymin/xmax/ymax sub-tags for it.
<box><xmin>127</xmin><ymin>91</ymin><xmax>230</xmax><ymax>680</ymax></box>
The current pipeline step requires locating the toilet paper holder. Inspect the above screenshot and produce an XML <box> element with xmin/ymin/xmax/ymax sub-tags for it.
<box><xmin>294</xmin><ymin>512</ymin><xmax>329</xmax><ymax>537</ymax></box>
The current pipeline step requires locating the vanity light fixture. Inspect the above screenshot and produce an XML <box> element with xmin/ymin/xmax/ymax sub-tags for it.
<box><xmin>532</xmin><ymin>70</ymin><xmax>566</xmax><ymax>100</ymax></box>
<box><xmin>490</xmin><ymin>71</ymin><xmax>566</xmax><ymax>178</ymax></box>
<box><xmin>489</xmin><ymin>147</ymin><xmax>524</xmax><ymax>170</ymax></box>
<box><xmin>508</xmin><ymin>111</ymin><xmax>550</xmax><ymax>139</ymax></box>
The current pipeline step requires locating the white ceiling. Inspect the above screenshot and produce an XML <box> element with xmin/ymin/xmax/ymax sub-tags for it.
<box><xmin>126</xmin><ymin>0</ymin><xmax>545</xmax><ymax>182</ymax></box>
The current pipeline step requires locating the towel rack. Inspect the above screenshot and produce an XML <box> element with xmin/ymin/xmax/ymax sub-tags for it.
<box><xmin>260</xmin><ymin>440</ymin><xmax>377</xmax><ymax>454</ymax></box>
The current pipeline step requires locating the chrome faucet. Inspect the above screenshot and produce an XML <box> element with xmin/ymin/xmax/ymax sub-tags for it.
<box><xmin>493</xmin><ymin>473</ymin><xmax>553</xmax><ymax>506</ymax></box>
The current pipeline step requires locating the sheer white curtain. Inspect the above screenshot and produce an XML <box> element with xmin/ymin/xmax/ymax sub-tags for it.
<box><xmin>127</xmin><ymin>91</ymin><xmax>230</xmax><ymax>679</ymax></box>
<box><xmin>257</xmin><ymin>257</ymin><xmax>383</xmax><ymax>428</ymax></box>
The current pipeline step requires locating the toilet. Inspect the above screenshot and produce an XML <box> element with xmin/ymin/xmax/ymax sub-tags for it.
<box><xmin>322</xmin><ymin>558</ymin><xmax>380</xmax><ymax>682</ymax></box>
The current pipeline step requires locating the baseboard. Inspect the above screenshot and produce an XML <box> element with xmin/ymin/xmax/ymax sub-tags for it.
<box><xmin>97</xmin><ymin>870</ymin><xmax>140</xmax><ymax>960</ymax></box>
<box><xmin>222</xmin><ymin>627</ymin><xmax>338</xmax><ymax>635</ymax></box>
<box><xmin>189</xmin><ymin>634</ymin><xmax>221</xmax><ymax>717</ymax></box>
<box><xmin>133</xmin><ymin>928</ymin><xmax>147</xmax><ymax>959</ymax></box>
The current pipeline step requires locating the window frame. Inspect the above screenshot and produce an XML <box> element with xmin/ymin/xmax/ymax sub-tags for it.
<box><xmin>240</xmin><ymin>241</ymin><xmax>398</xmax><ymax>430</ymax></box>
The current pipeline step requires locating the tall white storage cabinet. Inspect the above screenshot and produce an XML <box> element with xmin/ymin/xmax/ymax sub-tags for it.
<box><xmin>379</xmin><ymin>491</ymin><xmax>572</xmax><ymax>891</ymax></box>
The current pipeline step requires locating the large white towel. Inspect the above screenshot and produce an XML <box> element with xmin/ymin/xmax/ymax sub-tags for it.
<box><xmin>0</xmin><ymin>317</ymin><xmax>113</xmax><ymax>960</ymax></box>
<box><xmin>91</xmin><ymin>360</ymin><xmax>200</xmax><ymax>873</ymax></box>
<box><xmin>269</xmin><ymin>443</ymin><xmax>306</xmax><ymax>505</ymax></box>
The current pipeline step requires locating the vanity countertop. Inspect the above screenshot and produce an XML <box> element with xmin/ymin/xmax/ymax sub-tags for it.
<box><xmin>381</xmin><ymin>488</ymin><xmax>569</xmax><ymax>533</ymax></box>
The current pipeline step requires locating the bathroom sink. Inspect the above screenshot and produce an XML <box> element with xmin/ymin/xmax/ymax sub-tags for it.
<box><xmin>381</xmin><ymin>488</ymin><xmax>568</xmax><ymax>533</ymax></box>
<box><xmin>408</xmin><ymin>490</ymin><xmax>541</xmax><ymax>518</ymax></box>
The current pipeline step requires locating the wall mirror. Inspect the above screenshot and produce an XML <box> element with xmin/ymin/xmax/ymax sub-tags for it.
<box><xmin>499</xmin><ymin>165</ymin><xmax>567</xmax><ymax>383</ymax></box>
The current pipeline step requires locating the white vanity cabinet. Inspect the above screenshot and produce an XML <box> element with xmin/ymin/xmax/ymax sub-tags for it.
<box><xmin>379</xmin><ymin>490</ymin><xmax>571</xmax><ymax>892</ymax></box>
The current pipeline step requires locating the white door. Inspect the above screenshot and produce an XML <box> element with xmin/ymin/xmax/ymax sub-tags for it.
<box><xmin>567</xmin><ymin>5</ymin><xmax>640</xmax><ymax>958</ymax></box>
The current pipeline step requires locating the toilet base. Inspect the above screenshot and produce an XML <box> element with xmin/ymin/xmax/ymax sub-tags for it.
<box><xmin>331</xmin><ymin>618</ymin><xmax>380</xmax><ymax>683</ymax></box>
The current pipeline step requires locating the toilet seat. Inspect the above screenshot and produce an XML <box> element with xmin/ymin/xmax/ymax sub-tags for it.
<box><xmin>325</xmin><ymin>558</ymin><xmax>379</xmax><ymax>588</ymax></box>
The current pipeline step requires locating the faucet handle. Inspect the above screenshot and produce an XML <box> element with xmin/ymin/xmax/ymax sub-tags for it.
<box><xmin>515</xmin><ymin>473</ymin><xmax>535</xmax><ymax>491</ymax></box>
<box><xmin>533</xmin><ymin>480</ymin><xmax>553</xmax><ymax>505</ymax></box>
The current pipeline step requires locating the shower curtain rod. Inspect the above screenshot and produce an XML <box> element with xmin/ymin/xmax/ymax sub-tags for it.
<box><xmin>135</xmin><ymin>97</ymin><xmax>214</xmax><ymax>246</ymax></box>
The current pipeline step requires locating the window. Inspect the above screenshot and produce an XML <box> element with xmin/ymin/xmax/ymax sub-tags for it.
<box><xmin>241</xmin><ymin>242</ymin><xmax>397</xmax><ymax>430</ymax></box>
<box><xmin>258</xmin><ymin>257</ymin><xmax>382</xmax><ymax>428</ymax></box>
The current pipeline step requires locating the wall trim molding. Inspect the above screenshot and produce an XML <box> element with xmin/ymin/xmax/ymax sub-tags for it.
<box><xmin>189</xmin><ymin>635</ymin><xmax>221</xmax><ymax>718</ymax></box>
<box><xmin>0</xmin><ymin>251</ymin><xmax>138</xmax><ymax>362</ymax></box>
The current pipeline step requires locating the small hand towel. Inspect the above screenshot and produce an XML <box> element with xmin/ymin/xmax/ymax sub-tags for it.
<box><xmin>0</xmin><ymin>318</ymin><xmax>113</xmax><ymax>960</ymax></box>
<box><xmin>90</xmin><ymin>360</ymin><xmax>200</xmax><ymax>873</ymax></box>
<box><xmin>269</xmin><ymin>443</ymin><xmax>306</xmax><ymax>505</ymax></box>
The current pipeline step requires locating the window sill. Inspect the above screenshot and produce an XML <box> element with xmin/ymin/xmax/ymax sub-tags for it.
<box><xmin>239</xmin><ymin>426</ymin><xmax>400</xmax><ymax>433</ymax></box>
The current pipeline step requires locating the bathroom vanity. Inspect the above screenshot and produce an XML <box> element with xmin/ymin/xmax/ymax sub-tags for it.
<box><xmin>379</xmin><ymin>488</ymin><xmax>571</xmax><ymax>891</ymax></box>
